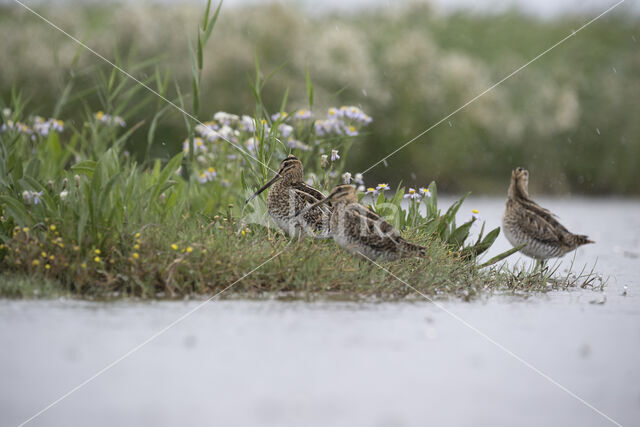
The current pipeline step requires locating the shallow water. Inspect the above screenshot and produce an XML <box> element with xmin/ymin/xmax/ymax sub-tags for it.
<box><xmin>1</xmin><ymin>197</ymin><xmax>639</xmax><ymax>427</ymax></box>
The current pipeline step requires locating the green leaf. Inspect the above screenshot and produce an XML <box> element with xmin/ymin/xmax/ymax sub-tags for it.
<box><xmin>71</xmin><ymin>160</ymin><xmax>98</xmax><ymax>177</ymax></box>
<box><xmin>204</xmin><ymin>0</ymin><xmax>223</xmax><ymax>44</ymax></box>
<box><xmin>447</xmin><ymin>220</ymin><xmax>473</xmax><ymax>248</ymax></box>
<box><xmin>0</xmin><ymin>195</ymin><xmax>32</xmax><ymax>225</ymax></box>
<box><xmin>151</xmin><ymin>152</ymin><xmax>183</xmax><ymax>202</ymax></box>
<box><xmin>305</xmin><ymin>68</ymin><xmax>314</xmax><ymax>109</ymax></box>
<box><xmin>478</xmin><ymin>243</ymin><xmax>524</xmax><ymax>269</ymax></box>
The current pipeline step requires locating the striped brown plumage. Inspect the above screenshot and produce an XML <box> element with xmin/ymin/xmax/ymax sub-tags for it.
<box><xmin>502</xmin><ymin>167</ymin><xmax>594</xmax><ymax>261</ymax></box>
<box><xmin>298</xmin><ymin>184</ymin><xmax>426</xmax><ymax>261</ymax></box>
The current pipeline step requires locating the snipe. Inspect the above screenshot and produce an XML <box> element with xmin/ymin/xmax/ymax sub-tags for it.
<box><xmin>296</xmin><ymin>184</ymin><xmax>426</xmax><ymax>261</ymax></box>
<box><xmin>502</xmin><ymin>167</ymin><xmax>593</xmax><ymax>263</ymax></box>
<box><xmin>246</xmin><ymin>155</ymin><xmax>331</xmax><ymax>238</ymax></box>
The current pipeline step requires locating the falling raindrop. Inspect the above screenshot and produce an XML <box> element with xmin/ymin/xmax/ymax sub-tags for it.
<box><xmin>596</xmin><ymin>128</ymin><xmax>600</xmax><ymax>135</ymax></box>
<box><xmin>383</xmin><ymin>159</ymin><xmax>388</xmax><ymax>167</ymax></box>
<box><xmin>448</xmin><ymin>121</ymin><xmax>452</xmax><ymax>127</ymax></box>
<box><xmin>612</xmin><ymin>67</ymin><xmax>617</xmax><ymax>74</ymax></box>
<box><xmin>162</xmin><ymin>142</ymin><xmax>166</xmax><ymax>146</ymax></box>
<box><xmin>362</xmin><ymin>89</ymin><xmax>367</xmax><ymax>97</ymax></box>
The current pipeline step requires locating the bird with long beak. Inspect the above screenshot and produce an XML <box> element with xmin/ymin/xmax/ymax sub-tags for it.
<box><xmin>502</xmin><ymin>167</ymin><xmax>594</xmax><ymax>266</ymax></box>
<box><xmin>295</xmin><ymin>184</ymin><xmax>427</xmax><ymax>261</ymax></box>
<box><xmin>245</xmin><ymin>155</ymin><xmax>331</xmax><ymax>238</ymax></box>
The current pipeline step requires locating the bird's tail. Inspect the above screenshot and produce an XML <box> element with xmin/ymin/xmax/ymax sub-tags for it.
<box><xmin>567</xmin><ymin>233</ymin><xmax>594</xmax><ymax>248</ymax></box>
<box><xmin>401</xmin><ymin>241</ymin><xmax>429</xmax><ymax>258</ymax></box>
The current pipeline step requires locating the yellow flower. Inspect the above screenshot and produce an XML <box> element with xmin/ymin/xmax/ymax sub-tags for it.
<box><xmin>95</xmin><ymin>111</ymin><xmax>104</xmax><ymax>120</ymax></box>
<box><xmin>132</xmin><ymin>252</ymin><xmax>140</xmax><ymax>259</ymax></box>
<box><xmin>22</xmin><ymin>227</ymin><xmax>29</xmax><ymax>233</ymax></box>
<box><xmin>207</xmin><ymin>167</ymin><xmax>215</xmax><ymax>173</ymax></box>
<box><xmin>41</xmin><ymin>251</ymin><xmax>47</xmax><ymax>258</ymax></box>
<box><xmin>58</xmin><ymin>243</ymin><xmax>65</xmax><ymax>248</ymax></box>
<box><xmin>133</xmin><ymin>244</ymin><xmax>139</xmax><ymax>250</ymax></box>
<box><xmin>45</xmin><ymin>264</ymin><xmax>51</xmax><ymax>270</ymax></box>
<box><xmin>49</xmin><ymin>255</ymin><xmax>55</xmax><ymax>261</ymax></box>
<box><xmin>135</xmin><ymin>232</ymin><xmax>141</xmax><ymax>238</ymax></box>
<box><xmin>73</xmin><ymin>245</ymin><xmax>80</xmax><ymax>252</ymax></box>
<box><xmin>171</xmin><ymin>244</ymin><xmax>178</xmax><ymax>250</ymax></box>
<box><xmin>81</xmin><ymin>263</ymin><xmax>87</xmax><ymax>269</ymax></box>
<box><xmin>94</xmin><ymin>256</ymin><xmax>101</xmax><ymax>263</ymax></box>
<box><xmin>472</xmin><ymin>209</ymin><xmax>479</xmax><ymax>214</ymax></box>
<box><xmin>186</xmin><ymin>246</ymin><xmax>193</xmax><ymax>253</ymax></box>
<box><xmin>32</xmin><ymin>259</ymin><xmax>40</xmax><ymax>266</ymax></box>
<box><xmin>94</xmin><ymin>249</ymin><xmax>101</xmax><ymax>255</ymax></box>
<box><xmin>241</xmin><ymin>230</ymin><xmax>246</xmax><ymax>236</ymax></box>
<box><xmin>49</xmin><ymin>225</ymin><xmax>56</xmax><ymax>231</ymax></box>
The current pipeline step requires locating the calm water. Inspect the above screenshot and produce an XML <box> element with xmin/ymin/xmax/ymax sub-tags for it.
<box><xmin>1</xmin><ymin>197</ymin><xmax>639</xmax><ymax>427</ymax></box>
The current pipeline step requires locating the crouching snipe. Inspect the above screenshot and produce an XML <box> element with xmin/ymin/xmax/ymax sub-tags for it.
<box><xmin>502</xmin><ymin>167</ymin><xmax>593</xmax><ymax>263</ymax></box>
<box><xmin>296</xmin><ymin>184</ymin><xmax>427</xmax><ymax>261</ymax></box>
<box><xmin>246</xmin><ymin>155</ymin><xmax>331</xmax><ymax>239</ymax></box>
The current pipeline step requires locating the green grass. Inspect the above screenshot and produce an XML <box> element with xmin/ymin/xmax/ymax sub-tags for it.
<box><xmin>0</xmin><ymin>1</ymin><xmax>607</xmax><ymax>300</ymax></box>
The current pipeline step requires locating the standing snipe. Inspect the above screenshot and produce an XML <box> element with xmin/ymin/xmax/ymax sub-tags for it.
<box><xmin>502</xmin><ymin>167</ymin><xmax>593</xmax><ymax>263</ymax></box>
<box><xmin>296</xmin><ymin>184</ymin><xmax>426</xmax><ymax>261</ymax></box>
<box><xmin>245</xmin><ymin>155</ymin><xmax>331</xmax><ymax>238</ymax></box>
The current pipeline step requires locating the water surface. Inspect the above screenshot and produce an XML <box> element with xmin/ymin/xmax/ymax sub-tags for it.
<box><xmin>1</xmin><ymin>197</ymin><xmax>639</xmax><ymax>426</ymax></box>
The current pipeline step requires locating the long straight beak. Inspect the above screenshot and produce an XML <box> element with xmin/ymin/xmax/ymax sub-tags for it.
<box><xmin>245</xmin><ymin>174</ymin><xmax>281</xmax><ymax>204</ymax></box>
<box><xmin>294</xmin><ymin>196</ymin><xmax>331</xmax><ymax>218</ymax></box>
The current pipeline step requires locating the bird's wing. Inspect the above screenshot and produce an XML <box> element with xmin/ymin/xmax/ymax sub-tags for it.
<box><xmin>520</xmin><ymin>199</ymin><xmax>570</xmax><ymax>235</ymax></box>
<box><xmin>511</xmin><ymin>201</ymin><xmax>563</xmax><ymax>244</ymax></box>
<box><xmin>292</xmin><ymin>182</ymin><xmax>326</xmax><ymax>202</ymax></box>
<box><xmin>343</xmin><ymin>204</ymin><xmax>404</xmax><ymax>249</ymax></box>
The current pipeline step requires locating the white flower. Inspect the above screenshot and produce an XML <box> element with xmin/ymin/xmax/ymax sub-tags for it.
<box><xmin>403</xmin><ymin>188</ymin><xmax>421</xmax><ymax>200</ymax></box>
<box><xmin>294</xmin><ymin>109</ymin><xmax>313</xmax><ymax>120</ymax></box>
<box><xmin>213</xmin><ymin>111</ymin><xmax>239</xmax><ymax>126</ymax></box>
<box><xmin>278</xmin><ymin>124</ymin><xmax>293</xmax><ymax>138</ymax></box>
<box><xmin>342</xmin><ymin>172</ymin><xmax>352</xmax><ymax>184</ymax></box>
<box><xmin>320</xmin><ymin>154</ymin><xmax>328</xmax><ymax>168</ymax></box>
<box><xmin>271</xmin><ymin>112</ymin><xmax>288</xmax><ymax>121</ymax></box>
<box><xmin>472</xmin><ymin>209</ymin><xmax>480</xmax><ymax>220</ymax></box>
<box><xmin>331</xmin><ymin>149</ymin><xmax>340</xmax><ymax>161</ymax></box>
<box><xmin>376</xmin><ymin>183</ymin><xmax>390</xmax><ymax>192</ymax></box>
<box><xmin>357</xmin><ymin>185</ymin><xmax>366</xmax><ymax>192</ymax></box>
<box><xmin>327</xmin><ymin>107</ymin><xmax>343</xmax><ymax>118</ymax></box>
<box><xmin>59</xmin><ymin>190</ymin><xmax>69</xmax><ymax>200</ymax></box>
<box><xmin>344</xmin><ymin>125</ymin><xmax>358</xmax><ymax>136</ymax></box>
<box><xmin>2</xmin><ymin>108</ymin><xmax>11</xmax><ymax>117</ymax></box>
<box><xmin>240</xmin><ymin>115</ymin><xmax>256</xmax><ymax>133</ymax></box>
<box><xmin>354</xmin><ymin>173</ymin><xmax>364</xmax><ymax>185</ymax></box>
<box><xmin>419</xmin><ymin>187</ymin><xmax>431</xmax><ymax>197</ymax></box>
<box><xmin>365</xmin><ymin>187</ymin><xmax>379</xmax><ymax>196</ymax></box>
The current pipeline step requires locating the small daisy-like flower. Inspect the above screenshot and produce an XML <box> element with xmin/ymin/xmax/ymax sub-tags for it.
<box><xmin>94</xmin><ymin>249</ymin><xmax>101</xmax><ymax>255</ymax></box>
<box><xmin>171</xmin><ymin>244</ymin><xmax>179</xmax><ymax>251</ymax></box>
<box><xmin>419</xmin><ymin>187</ymin><xmax>431</xmax><ymax>197</ymax></box>
<box><xmin>357</xmin><ymin>185</ymin><xmax>366</xmax><ymax>192</ymax></box>
<box><xmin>271</xmin><ymin>112</ymin><xmax>288</xmax><ymax>121</ymax></box>
<box><xmin>354</xmin><ymin>173</ymin><xmax>364</xmax><ymax>185</ymax></box>
<box><xmin>50</xmin><ymin>225</ymin><xmax>56</xmax><ymax>231</ymax></box>
<box><xmin>376</xmin><ymin>183</ymin><xmax>390</xmax><ymax>192</ymax></box>
<box><xmin>278</xmin><ymin>123</ymin><xmax>293</xmax><ymax>138</ymax></box>
<box><xmin>45</xmin><ymin>264</ymin><xmax>51</xmax><ymax>270</ymax></box>
<box><xmin>132</xmin><ymin>252</ymin><xmax>140</xmax><ymax>259</ymax></box>
<box><xmin>320</xmin><ymin>154</ymin><xmax>329</xmax><ymax>168</ymax></box>
<box><xmin>403</xmin><ymin>188</ymin><xmax>421</xmax><ymax>200</ymax></box>
<box><xmin>342</xmin><ymin>172</ymin><xmax>352</xmax><ymax>184</ymax></box>
<box><xmin>472</xmin><ymin>209</ymin><xmax>480</xmax><ymax>220</ymax></box>
<box><xmin>213</xmin><ymin>111</ymin><xmax>239</xmax><ymax>126</ymax></box>
<box><xmin>365</xmin><ymin>187</ymin><xmax>379</xmax><ymax>196</ymax></box>
<box><xmin>294</xmin><ymin>109</ymin><xmax>313</xmax><ymax>120</ymax></box>
<box><xmin>328</xmin><ymin>107</ymin><xmax>343</xmax><ymax>118</ymax></box>
<box><xmin>331</xmin><ymin>149</ymin><xmax>340</xmax><ymax>162</ymax></box>
<box><xmin>186</xmin><ymin>246</ymin><xmax>193</xmax><ymax>254</ymax></box>
<box><xmin>133</xmin><ymin>244</ymin><xmax>140</xmax><ymax>250</ymax></box>
<box><xmin>221</xmin><ymin>179</ymin><xmax>230</xmax><ymax>187</ymax></box>
<box><xmin>32</xmin><ymin>259</ymin><xmax>40</xmax><ymax>266</ymax></box>
<box><xmin>94</xmin><ymin>256</ymin><xmax>101</xmax><ymax>263</ymax></box>
<box><xmin>344</xmin><ymin>125</ymin><xmax>358</xmax><ymax>136</ymax></box>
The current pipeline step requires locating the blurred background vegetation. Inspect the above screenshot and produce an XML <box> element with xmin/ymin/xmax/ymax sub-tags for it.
<box><xmin>1</xmin><ymin>0</ymin><xmax>638</xmax><ymax>195</ymax></box>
